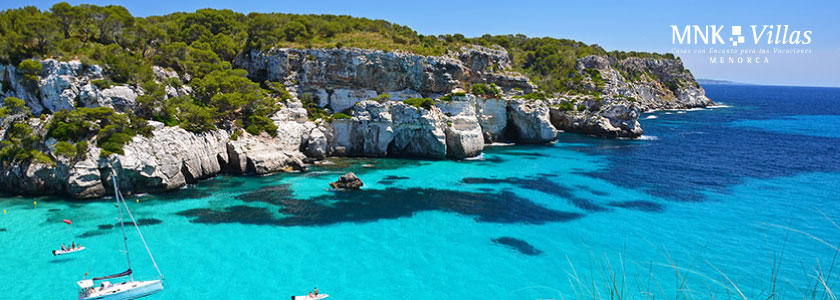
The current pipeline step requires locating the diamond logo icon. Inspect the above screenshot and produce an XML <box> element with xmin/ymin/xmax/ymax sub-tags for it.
<box><xmin>731</xmin><ymin>26</ymin><xmax>744</xmax><ymax>46</ymax></box>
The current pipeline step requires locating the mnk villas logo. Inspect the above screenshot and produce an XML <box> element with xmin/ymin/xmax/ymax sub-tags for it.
<box><xmin>669</xmin><ymin>25</ymin><xmax>813</xmax><ymax>64</ymax></box>
<box><xmin>671</xmin><ymin>25</ymin><xmax>813</xmax><ymax>46</ymax></box>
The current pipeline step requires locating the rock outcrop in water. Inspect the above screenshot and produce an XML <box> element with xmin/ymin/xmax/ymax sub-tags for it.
<box><xmin>330</xmin><ymin>172</ymin><xmax>364</xmax><ymax>190</ymax></box>
<box><xmin>0</xmin><ymin>46</ymin><xmax>711</xmax><ymax>198</ymax></box>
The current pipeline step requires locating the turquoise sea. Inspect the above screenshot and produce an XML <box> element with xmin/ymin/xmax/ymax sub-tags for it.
<box><xmin>1</xmin><ymin>84</ymin><xmax>839</xmax><ymax>299</ymax></box>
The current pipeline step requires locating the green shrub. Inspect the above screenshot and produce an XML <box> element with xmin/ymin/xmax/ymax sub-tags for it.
<box><xmin>439</xmin><ymin>92</ymin><xmax>466</xmax><ymax>102</ymax></box>
<box><xmin>332</xmin><ymin>112</ymin><xmax>351</xmax><ymax>119</ymax></box>
<box><xmin>229</xmin><ymin>129</ymin><xmax>241</xmax><ymax>140</ymax></box>
<box><xmin>166</xmin><ymin>77</ymin><xmax>183</xmax><ymax>89</ymax></box>
<box><xmin>514</xmin><ymin>92</ymin><xmax>547</xmax><ymax>100</ymax></box>
<box><xmin>54</xmin><ymin>141</ymin><xmax>76</xmax><ymax>157</ymax></box>
<box><xmin>0</xmin><ymin>122</ymin><xmax>52</xmax><ymax>165</ymax></box>
<box><xmin>91</xmin><ymin>79</ymin><xmax>112</xmax><ymax>90</ymax></box>
<box><xmin>470</xmin><ymin>83</ymin><xmax>500</xmax><ymax>98</ymax></box>
<box><xmin>403</xmin><ymin>97</ymin><xmax>434</xmax><ymax>110</ymax></box>
<box><xmin>244</xmin><ymin>115</ymin><xmax>277</xmax><ymax>136</ymax></box>
<box><xmin>29</xmin><ymin>150</ymin><xmax>53</xmax><ymax>165</ymax></box>
<box><xmin>74</xmin><ymin>141</ymin><xmax>88</xmax><ymax>160</ymax></box>
<box><xmin>46</xmin><ymin>107</ymin><xmax>151</xmax><ymax>158</ymax></box>
<box><xmin>554</xmin><ymin>101</ymin><xmax>574</xmax><ymax>111</ymax></box>
<box><xmin>300</xmin><ymin>93</ymin><xmax>328</xmax><ymax>121</ymax></box>
<box><xmin>370</xmin><ymin>93</ymin><xmax>390</xmax><ymax>103</ymax></box>
<box><xmin>263</xmin><ymin>81</ymin><xmax>291</xmax><ymax>100</ymax></box>
<box><xmin>18</xmin><ymin>60</ymin><xmax>41</xmax><ymax>76</ymax></box>
<box><xmin>0</xmin><ymin>97</ymin><xmax>28</xmax><ymax>117</ymax></box>
<box><xmin>176</xmin><ymin>101</ymin><xmax>217</xmax><ymax>133</ymax></box>
<box><xmin>664</xmin><ymin>81</ymin><xmax>680</xmax><ymax>94</ymax></box>
<box><xmin>583</xmin><ymin>68</ymin><xmax>605</xmax><ymax>89</ymax></box>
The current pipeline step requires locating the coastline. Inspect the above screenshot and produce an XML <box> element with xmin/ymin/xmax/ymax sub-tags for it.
<box><xmin>0</xmin><ymin>47</ymin><xmax>713</xmax><ymax>199</ymax></box>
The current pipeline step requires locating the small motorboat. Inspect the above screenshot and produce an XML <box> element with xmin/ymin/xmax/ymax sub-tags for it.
<box><xmin>53</xmin><ymin>246</ymin><xmax>86</xmax><ymax>256</ymax></box>
<box><xmin>291</xmin><ymin>294</ymin><xmax>329</xmax><ymax>300</ymax></box>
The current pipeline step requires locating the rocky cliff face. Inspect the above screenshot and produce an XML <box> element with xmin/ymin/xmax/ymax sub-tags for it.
<box><xmin>575</xmin><ymin>55</ymin><xmax>713</xmax><ymax>111</ymax></box>
<box><xmin>543</xmin><ymin>55</ymin><xmax>713</xmax><ymax>137</ymax></box>
<box><xmin>0</xmin><ymin>97</ymin><xmax>318</xmax><ymax>198</ymax></box>
<box><xmin>0</xmin><ymin>60</ymin><xmax>146</xmax><ymax>115</ymax></box>
<box><xmin>0</xmin><ymin>46</ymin><xmax>710</xmax><ymax>198</ymax></box>
<box><xmin>235</xmin><ymin>46</ymin><xmax>534</xmax><ymax>112</ymax></box>
<box><xmin>547</xmin><ymin>97</ymin><xmax>643</xmax><ymax>138</ymax></box>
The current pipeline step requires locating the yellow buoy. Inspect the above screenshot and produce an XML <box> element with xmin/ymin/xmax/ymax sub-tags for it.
<box><xmin>3</xmin><ymin>209</ymin><xmax>6</xmax><ymax>214</ymax></box>
<box><xmin>33</xmin><ymin>201</ymin><xmax>37</xmax><ymax>206</ymax></box>
<box><xmin>136</xmin><ymin>198</ymin><xmax>139</xmax><ymax>203</ymax></box>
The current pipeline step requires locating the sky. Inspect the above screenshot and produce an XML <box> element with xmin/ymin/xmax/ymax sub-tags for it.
<box><xmin>5</xmin><ymin>0</ymin><xmax>840</xmax><ymax>87</ymax></box>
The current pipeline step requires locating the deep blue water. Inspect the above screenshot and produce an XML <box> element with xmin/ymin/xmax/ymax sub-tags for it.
<box><xmin>565</xmin><ymin>85</ymin><xmax>840</xmax><ymax>202</ymax></box>
<box><xmin>0</xmin><ymin>84</ymin><xmax>838</xmax><ymax>299</ymax></box>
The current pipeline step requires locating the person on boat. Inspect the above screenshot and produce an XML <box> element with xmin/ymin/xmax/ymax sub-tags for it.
<box><xmin>314</xmin><ymin>287</ymin><xmax>318</xmax><ymax>296</ymax></box>
<box><xmin>61</xmin><ymin>243</ymin><xmax>66</xmax><ymax>251</ymax></box>
<box><xmin>71</xmin><ymin>242</ymin><xmax>76</xmax><ymax>249</ymax></box>
<box><xmin>308</xmin><ymin>291</ymin><xmax>314</xmax><ymax>298</ymax></box>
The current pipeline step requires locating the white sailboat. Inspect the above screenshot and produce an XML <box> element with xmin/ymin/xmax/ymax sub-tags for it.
<box><xmin>76</xmin><ymin>170</ymin><xmax>164</xmax><ymax>300</ymax></box>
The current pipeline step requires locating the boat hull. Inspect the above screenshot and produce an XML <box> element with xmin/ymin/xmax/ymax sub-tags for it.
<box><xmin>80</xmin><ymin>280</ymin><xmax>163</xmax><ymax>300</ymax></box>
<box><xmin>53</xmin><ymin>247</ymin><xmax>86</xmax><ymax>256</ymax></box>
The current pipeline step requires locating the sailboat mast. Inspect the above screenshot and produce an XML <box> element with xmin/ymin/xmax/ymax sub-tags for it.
<box><xmin>111</xmin><ymin>170</ymin><xmax>133</xmax><ymax>282</ymax></box>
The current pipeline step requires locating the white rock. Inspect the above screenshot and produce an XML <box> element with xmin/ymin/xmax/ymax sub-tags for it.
<box><xmin>474</xmin><ymin>97</ymin><xmax>508</xmax><ymax>143</ymax></box>
<box><xmin>329</xmin><ymin>88</ymin><xmax>378</xmax><ymax>112</ymax></box>
<box><xmin>437</xmin><ymin>94</ymin><xmax>484</xmax><ymax>158</ymax></box>
<box><xmin>507</xmin><ymin>99</ymin><xmax>557</xmax><ymax>143</ymax></box>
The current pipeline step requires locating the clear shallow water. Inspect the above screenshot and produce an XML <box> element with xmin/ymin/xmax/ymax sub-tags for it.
<box><xmin>1</xmin><ymin>84</ymin><xmax>839</xmax><ymax>299</ymax></box>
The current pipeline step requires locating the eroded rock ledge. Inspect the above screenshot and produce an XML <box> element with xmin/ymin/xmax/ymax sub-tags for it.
<box><xmin>0</xmin><ymin>46</ymin><xmax>712</xmax><ymax>198</ymax></box>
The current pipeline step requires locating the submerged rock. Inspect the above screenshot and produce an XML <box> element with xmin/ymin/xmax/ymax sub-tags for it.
<box><xmin>330</xmin><ymin>172</ymin><xmax>364</xmax><ymax>190</ymax></box>
<box><xmin>491</xmin><ymin>237</ymin><xmax>543</xmax><ymax>255</ymax></box>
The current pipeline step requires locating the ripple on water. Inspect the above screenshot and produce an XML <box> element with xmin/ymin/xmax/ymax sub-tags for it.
<box><xmin>607</xmin><ymin>200</ymin><xmax>664</xmax><ymax>212</ymax></box>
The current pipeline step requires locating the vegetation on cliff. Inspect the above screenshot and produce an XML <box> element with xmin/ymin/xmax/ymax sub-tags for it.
<box><xmin>0</xmin><ymin>3</ymin><xmax>681</xmax><ymax>166</ymax></box>
<box><xmin>0</xmin><ymin>3</ymin><xmax>675</xmax><ymax>94</ymax></box>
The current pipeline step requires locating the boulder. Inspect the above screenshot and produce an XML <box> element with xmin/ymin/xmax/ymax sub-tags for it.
<box><xmin>226</xmin><ymin>137</ymin><xmax>306</xmax><ymax>174</ymax></box>
<box><xmin>437</xmin><ymin>93</ymin><xmax>484</xmax><ymax>158</ymax></box>
<box><xmin>65</xmin><ymin>147</ymin><xmax>106</xmax><ymax>198</ymax></box>
<box><xmin>389</xmin><ymin>102</ymin><xmax>447</xmax><ymax>158</ymax></box>
<box><xmin>329</xmin><ymin>172</ymin><xmax>363</xmax><ymax>190</ymax></box>
<box><xmin>99</xmin><ymin>86</ymin><xmax>138</xmax><ymax>111</ymax></box>
<box><xmin>113</xmin><ymin>126</ymin><xmax>230</xmax><ymax>192</ymax></box>
<box><xmin>329</xmin><ymin>88</ymin><xmax>378</xmax><ymax>112</ymax></box>
<box><xmin>474</xmin><ymin>97</ymin><xmax>508</xmax><ymax>143</ymax></box>
<box><xmin>548</xmin><ymin>97</ymin><xmax>643</xmax><ymax>138</ymax></box>
<box><xmin>507</xmin><ymin>99</ymin><xmax>557</xmax><ymax>143</ymax></box>
<box><xmin>303</xmin><ymin>127</ymin><xmax>329</xmax><ymax>160</ymax></box>
<box><xmin>328</xmin><ymin>100</ymin><xmax>394</xmax><ymax>156</ymax></box>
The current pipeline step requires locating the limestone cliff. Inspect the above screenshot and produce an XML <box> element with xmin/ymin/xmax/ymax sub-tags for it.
<box><xmin>0</xmin><ymin>46</ymin><xmax>710</xmax><ymax>198</ymax></box>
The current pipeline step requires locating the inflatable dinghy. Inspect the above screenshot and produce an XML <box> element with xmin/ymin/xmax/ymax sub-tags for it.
<box><xmin>52</xmin><ymin>246</ymin><xmax>85</xmax><ymax>256</ymax></box>
<box><xmin>291</xmin><ymin>294</ymin><xmax>329</xmax><ymax>300</ymax></box>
